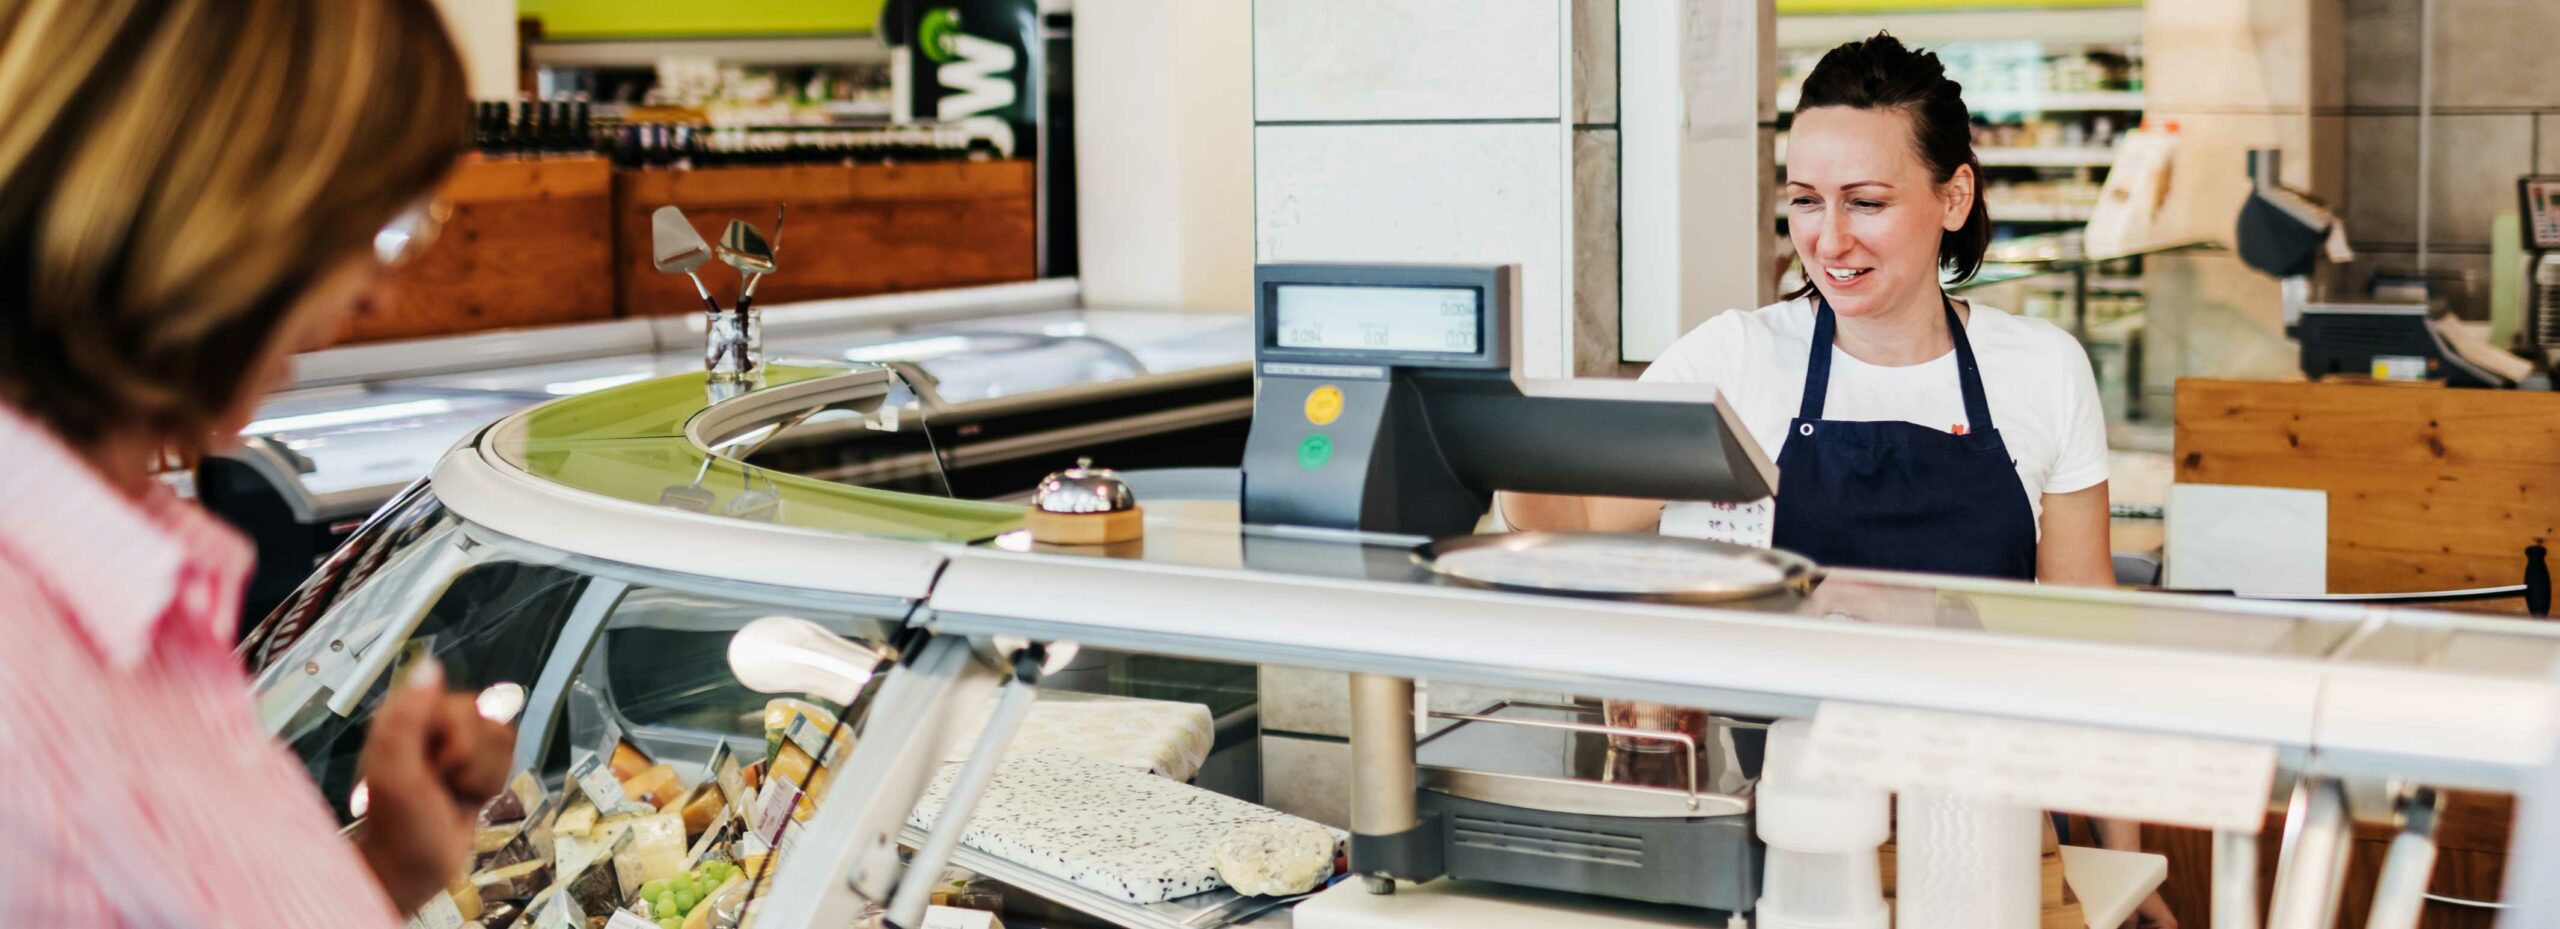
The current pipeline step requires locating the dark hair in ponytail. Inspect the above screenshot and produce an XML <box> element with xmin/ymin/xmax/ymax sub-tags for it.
<box><xmin>1785</xmin><ymin>32</ymin><xmax>1990</xmax><ymax>302</ymax></box>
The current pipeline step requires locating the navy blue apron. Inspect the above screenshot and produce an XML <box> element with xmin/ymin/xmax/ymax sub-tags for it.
<box><xmin>1769</xmin><ymin>295</ymin><xmax>2039</xmax><ymax>580</ymax></box>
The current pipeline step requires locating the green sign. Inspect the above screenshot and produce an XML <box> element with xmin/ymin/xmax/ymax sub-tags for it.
<box><xmin>881</xmin><ymin>0</ymin><xmax>1040</xmax><ymax>158</ymax></box>
<box><xmin>519</xmin><ymin>0</ymin><xmax>889</xmax><ymax>39</ymax></box>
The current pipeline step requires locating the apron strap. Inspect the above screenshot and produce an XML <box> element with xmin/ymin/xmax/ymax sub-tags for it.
<box><xmin>1798</xmin><ymin>300</ymin><xmax>1840</xmax><ymax>421</ymax></box>
<box><xmin>1944</xmin><ymin>293</ymin><xmax>1995</xmax><ymax>433</ymax></box>
<box><xmin>1798</xmin><ymin>294</ymin><xmax>1998</xmax><ymax>433</ymax></box>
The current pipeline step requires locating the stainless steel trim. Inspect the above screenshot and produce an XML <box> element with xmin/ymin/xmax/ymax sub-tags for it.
<box><xmin>1349</xmin><ymin>674</ymin><xmax>1419</xmax><ymax>843</ymax></box>
<box><xmin>2215</xmin><ymin>829</ymin><xmax>2261</xmax><ymax>929</ymax></box>
<box><xmin>2421</xmin><ymin>893</ymin><xmax>2505</xmax><ymax>909</ymax></box>
<box><xmin>935</xmin><ymin>362</ymin><xmax>1249</xmax><ymax>422</ymax></box>
<box><xmin>289</xmin><ymin>318</ymin><xmax>661</xmax><ymax>388</ymax></box>
<box><xmin>942</xmin><ymin>399</ymin><xmax>1255</xmax><ymax>469</ymax></box>
<box><xmin>2268</xmin><ymin>777</ymin><xmax>2353</xmax><ymax>929</ymax></box>
<box><xmin>1422</xmin><ymin>708</ymin><xmax>1703</xmax><ymax>809</ymax></box>
<box><xmin>1417</xmin><ymin>766</ymin><xmax>1750</xmax><ymax>821</ymax></box>
<box><xmin>1414</xmin><ymin>532</ymin><xmax>1816</xmax><ymax>602</ymax></box>
<box><xmin>681</xmin><ymin>367</ymin><xmax>895</xmax><ymax>452</ymax></box>
<box><xmin>791</xmin><ymin>399</ymin><xmax>1255</xmax><ymax>487</ymax></box>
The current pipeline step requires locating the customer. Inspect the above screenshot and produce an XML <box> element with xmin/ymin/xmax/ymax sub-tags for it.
<box><xmin>0</xmin><ymin>0</ymin><xmax>514</xmax><ymax>924</ymax></box>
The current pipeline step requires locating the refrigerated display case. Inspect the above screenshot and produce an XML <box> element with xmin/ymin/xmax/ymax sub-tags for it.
<box><xmin>207</xmin><ymin>279</ymin><xmax>1251</xmax><ymax>621</ymax></box>
<box><xmin>241</xmin><ymin>364</ymin><xmax>2560</xmax><ymax>929</ymax></box>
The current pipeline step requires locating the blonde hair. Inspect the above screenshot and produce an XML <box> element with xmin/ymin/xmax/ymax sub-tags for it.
<box><xmin>0</xmin><ymin>0</ymin><xmax>469</xmax><ymax>450</ymax></box>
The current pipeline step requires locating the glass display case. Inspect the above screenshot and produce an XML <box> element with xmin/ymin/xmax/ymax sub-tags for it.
<box><xmin>243</xmin><ymin>365</ymin><xmax>2560</xmax><ymax>929</ymax></box>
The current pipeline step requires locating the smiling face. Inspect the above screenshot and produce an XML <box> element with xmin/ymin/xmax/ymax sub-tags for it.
<box><xmin>1784</xmin><ymin>105</ymin><xmax>1976</xmax><ymax>319</ymax></box>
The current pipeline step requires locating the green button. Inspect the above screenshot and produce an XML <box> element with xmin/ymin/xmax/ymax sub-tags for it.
<box><xmin>1297</xmin><ymin>434</ymin><xmax>1333</xmax><ymax>470</ymax></box>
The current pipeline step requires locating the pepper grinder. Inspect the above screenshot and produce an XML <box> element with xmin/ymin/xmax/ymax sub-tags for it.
<box><xmin>1025</xmin><ymin>458</ymin><xmax>1144</xmax><ymax>545</ymax></box>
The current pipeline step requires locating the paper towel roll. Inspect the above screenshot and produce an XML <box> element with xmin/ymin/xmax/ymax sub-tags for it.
<box><xmin>1896</xmin><ymin>791</ymin><xmax>2042</xmax><ymax>929</ymax></box>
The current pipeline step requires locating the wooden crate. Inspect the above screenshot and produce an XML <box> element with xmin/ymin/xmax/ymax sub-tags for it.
<box><xmin>341</xmin><ymin>155</ymin><xmax>615</xmax><ymax>343</ymax></box>
<box><xmin>2173</xmin><ymin>377</ymin><xmax>2560</xmax><ymax>594</ymax></box>
<box><xmin>613</xmin><ymin>160</ymin><xmax>1037</xmax><ymax>318</ymax></box>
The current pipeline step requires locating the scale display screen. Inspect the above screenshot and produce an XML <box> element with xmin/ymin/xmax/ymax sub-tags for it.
<box><xmin>2530</xmin><ymin>177</ymin><xmax>2560</xmax><ymax>248</ymax></box>
<box><xmin>1271</xmin><ymin>284</ymin><xmax>1480</xmax><ymax>355</ymax></box>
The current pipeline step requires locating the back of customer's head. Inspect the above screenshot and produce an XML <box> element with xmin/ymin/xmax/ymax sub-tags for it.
<box><xmin>0</xmin><ymin>0</ymin><xmax>469</xmax><ymax>454</ymax></box>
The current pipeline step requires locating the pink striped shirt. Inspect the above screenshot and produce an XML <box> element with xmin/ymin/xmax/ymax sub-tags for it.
<box><xmin>0</xmin><ymin>405</ymin><xmax>400</xmax><ymax>927</ymax></box>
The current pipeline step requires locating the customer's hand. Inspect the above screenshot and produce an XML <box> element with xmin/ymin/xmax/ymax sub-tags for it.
<box><xmin>2126</xmin><ymin>890</ymin><xmax>2178</xmax><ymax>929</ymax></box>
<box><xmin>353</xmin><ymin>658</ymin><xmax>515</xmax><ymax>914</ymax></box>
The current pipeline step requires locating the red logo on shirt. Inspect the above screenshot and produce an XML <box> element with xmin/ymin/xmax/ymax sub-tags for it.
<box><xmin>1952</xmin><ymin>424</ymin><xmax>1969</xmax><ymax>436</ymax></box>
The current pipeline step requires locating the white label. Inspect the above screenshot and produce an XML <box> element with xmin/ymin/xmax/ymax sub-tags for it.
<box><xmin>407</xmin><ymin>893</ymin><xmax>466</xmax><ymax>929</ymax></box>
<box><xmin>921</xmin><ymin>905</ymin><xmax>1000</xmax><ymax>929</ymax></box>
<box><xmin>537</xmin><ymin>891</ymin><xmax>586</xmax><ymax>929</ymax></box>
<box><xmin>1797</xmin><ymin>702</ymin><xmax>2279</xmax><ymax>832</ymax></box>
<box><xmin>753</xmin><ymin>780</ymin><xmax>805</xmax><ymax>847</ymax></box>
<box><xmin>605</xmin><ymin>911</ymin><xmax>658</xmax><ymax>929</ymax></box>
<box><xmin>715</xmin><ymin>749</ymin><xmax>747</xmax><ymax>808</ymax></box>
<box><xmin>784</xmin><ymin>714</ymin><xmax>844</xmax><ymax>767</ymax></box>
<box><xmin>572</xmin><ymin>753</ymin><xmax>629</xmax><ymax>817</ymax></box>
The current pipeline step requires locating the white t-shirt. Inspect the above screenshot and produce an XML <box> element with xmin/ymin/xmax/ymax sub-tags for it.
<box><xmin>1641</xmin><ymin>297</ymin><xmax>2109</xmax><ymax>544</ymax></box>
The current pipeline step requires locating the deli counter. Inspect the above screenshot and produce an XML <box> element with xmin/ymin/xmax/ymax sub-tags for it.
<box><xmin>205</xmin><ymin>279</ymin><xmax>1252</xmax><ymax>621</ymax></box>
<box><xmin>242</xmin><ymin>359</ymin><xmax>2560</xmax><ymax>929</ymax></box>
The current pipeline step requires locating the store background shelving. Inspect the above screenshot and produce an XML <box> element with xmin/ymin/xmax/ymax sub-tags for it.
<box><xmin>1773</xmin><ymin>3</ymin><xmax>2171</xmax><ymax>445</ymax></box>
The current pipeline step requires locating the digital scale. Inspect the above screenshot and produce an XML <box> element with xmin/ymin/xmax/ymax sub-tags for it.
<box><xmin>2523</xmin><ymin>176</ymin><xmax>2560</xmax><ymax>371</ymax></box>
<box><xmin>1238</xmin><ymin>262</ymin><xmax>1792</xmax><ymax>924</ymax></box>
<box><xmin>1240</xmin><ymin>263</ymin><xmax>1775</xmax><ymax>540</ymax></box>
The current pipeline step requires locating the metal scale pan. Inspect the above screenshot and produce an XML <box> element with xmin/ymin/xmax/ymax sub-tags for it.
<box><xmin>1414</xmin><ymin>532</ymin><xmax>1815</xmax><ymax>602</ymax></box>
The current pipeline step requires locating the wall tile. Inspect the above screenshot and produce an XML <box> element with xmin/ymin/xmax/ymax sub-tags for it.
<box><xmin>1259</xmin><ymin>666</ymin><xmax>1348</xmax><ymax>738</ymax></box>
<box><xmin>1575</xmin><ymin>0</ymin><xmax>1617</xmax><ymax>125</ymax></box>
<box><xmin>1574</xmin><ymin>129</ymin><xmax>1621</xmax><ymax>376</ymax></box>
<box><xmin>1257</xmin><ymin>123</ymin><xmax>1570</xmax><ymax>377</ymax></box>
<box><xmin>2344</xmin><ymin>114</ymin><xmax>2535</xmax><ymax>249</ymax></box>
<box><xmin>1260</xmin><ymin>735</ymin><xmax>1349</xmax><ymax>829</ymax></box>
<box><xmin>2435</xmin><ymin>0</ymin><xmax>2560</xmax><ymax>109</ymax></box>
<box><xmin>1255</xmin><ymin>0</ymin><xmax>1561</xmax><ymax>122</ymax></box>
<box><xmin>2144</xmin><ymin>0</ymin><xmax>2315</xmax><ymax>110</ymax></box>
<box><xmin>2541</xmin><ymin>115</ymin><xmax>2560</xmax><ymax>174</ymax></box>
<box><xmin>2344</xmin><ymin>0</ymin><xmax>2418</xmax><ymax>108</ymax></box>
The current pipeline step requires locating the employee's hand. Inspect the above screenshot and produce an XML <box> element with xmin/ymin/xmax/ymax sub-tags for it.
<box><xmin>2126</xmin><ymin>891</ymin><xmax>2178</xmax><ymax>929</ymax></box>
<box><xmin>353</xmin><ymin>657</ymin><xmax>515</xmax><ymax>914</ymax></box>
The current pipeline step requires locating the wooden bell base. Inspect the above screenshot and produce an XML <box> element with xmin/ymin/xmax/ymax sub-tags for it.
<box><xmin>1024</xmin><ymin>506</ymin><xmax>1146</xmax><ymax>546</ymax></box>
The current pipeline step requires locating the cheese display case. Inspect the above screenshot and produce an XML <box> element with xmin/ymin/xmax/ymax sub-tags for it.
<box><xmin>244</xmin><ymin>364</ymin><xmax>2560</xmax><ymax>929</ymax></box>
<box><xmin>206</xmin><ymin>279</ymin><xmax>1252</xmax><ymax>621</ymax></box>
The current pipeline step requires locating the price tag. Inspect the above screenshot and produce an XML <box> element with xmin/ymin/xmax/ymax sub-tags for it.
<box><xmin>406</xmin><ymin>892</ymin><xmax>466</xmax><ymax>929</ymax></box>
<box><xmin>1797</xmin><ymin>702</ymin><xmax>2280</xmax><ymax>832</ymax></box>
<box><xmin>571</xmin><ymin>752</ymin><xmax>629</xmax><ymax>818</ymax></box>
<box><xmin>752</xmin><ymin>780</ymin><xmax>804</xmax><ymax>847</ymax></box>
<box><xmin>920</xmin><ymin>905</ymin><xmax>1000</xmax><ymax>929</ymax></box>
<box><xmin>536</xmin><ymin>890</ymin><xmax>586</xmax><ymax>929</ymax></box>
<box><xmin>715</xmin><ymin>748</ymin><xmax>748</xmax><ymax>809</ymax></box>
<box><xmin>783</xmin><ymin>714</ymin><xmax>843</xmax><ymax>767</ymax></box>
<box><xmin>604</xmin><ymin>911</ymin><xmax>659</xmax><ymax>929</ymax></box>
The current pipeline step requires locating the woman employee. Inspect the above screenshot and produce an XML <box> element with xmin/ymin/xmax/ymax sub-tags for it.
<box><xmin>1509</xmin><ymin>36</ymin><xmax>2171</xmax><ymax>929</ymax></box>
<box><xmin>1506</xmin><ymin>33</ymin><xmax>2113</xmax><ymax>589</ymax></box>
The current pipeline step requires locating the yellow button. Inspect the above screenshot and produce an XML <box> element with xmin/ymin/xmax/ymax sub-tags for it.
<box><xmin>1304</xmin><ymin>385</ymin><xmax>1344</xmax><ymax>426</ymax></box>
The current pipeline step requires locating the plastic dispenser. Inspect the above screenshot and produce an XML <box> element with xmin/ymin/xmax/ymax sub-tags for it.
<box><xmin>1755</xmin><ymin>720</ymin><xmax>1890</xmax><ymax>929</ymax></box>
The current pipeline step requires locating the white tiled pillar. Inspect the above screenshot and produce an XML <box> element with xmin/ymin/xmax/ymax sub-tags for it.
<box><xmin>1253</xmin><ymin>0</ymin><xmax>1579</xmax><ymax>378</ymax></box>
<box><xmin>1616</xmin><ymin>0</ymin><xmax>1778</xmax><ymax>364</ymax></box>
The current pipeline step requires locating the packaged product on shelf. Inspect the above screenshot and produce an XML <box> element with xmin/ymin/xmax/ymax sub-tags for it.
<box><xmin>472</xmin><ymin>858</ymin><xmax>553</xmax><ymax>904</ymax></box>
<box><xmin>622</xmin><ymin>763</ymin><xmax>685</xmax><ymax>810</ymax></box>
<box><xmin>614</xmin><ymin>812</ymin><xmax>693</xmax><ymax>889</ymax></box>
